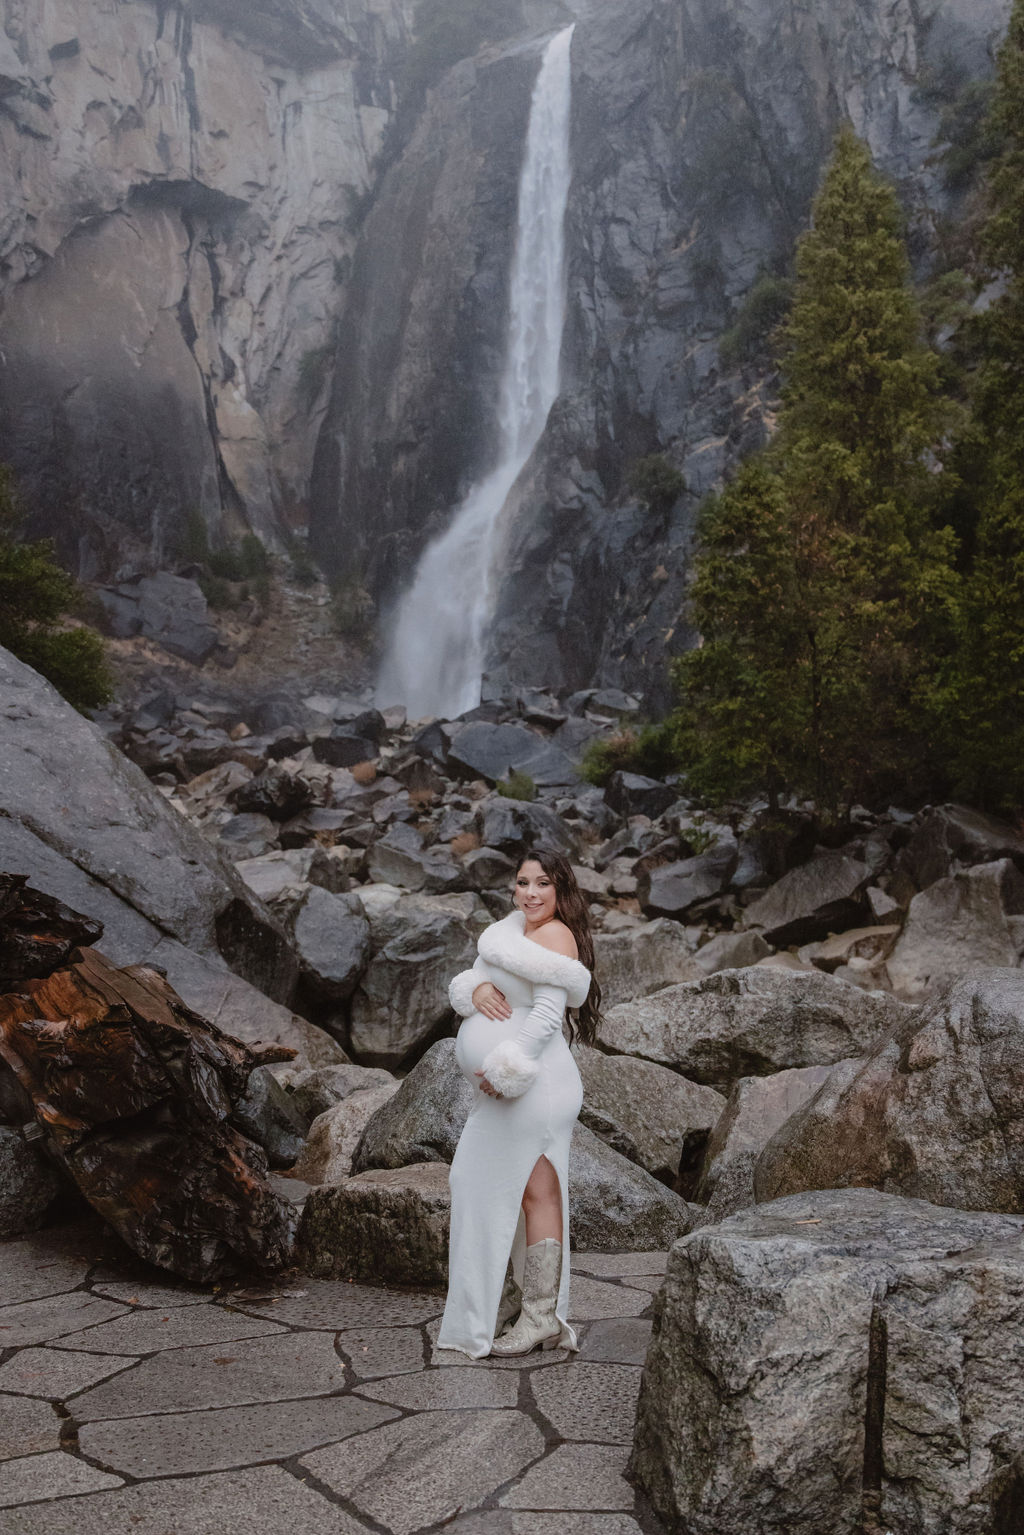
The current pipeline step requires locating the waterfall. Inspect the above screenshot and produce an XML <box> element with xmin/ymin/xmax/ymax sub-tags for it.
<box><xmin>377</xmin><ymin>24</ymin><xmax>575</xmax><ymax>718</ymax></box>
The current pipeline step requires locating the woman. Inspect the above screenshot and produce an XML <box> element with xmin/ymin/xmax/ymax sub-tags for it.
<box><xmin>437</xmin><ymin>846</ymin><xmax>601</xmax><ymax>1359</ymax></box>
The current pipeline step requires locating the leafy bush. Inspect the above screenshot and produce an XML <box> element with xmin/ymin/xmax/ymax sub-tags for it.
<box><xmin>718</xmin><ymin>271</ymin><xmax>793</xmax><ymax>369</ymax></box>
<box><xmin>581</xmin><ymin>723</ymin><xmax>677</xmax><ymax>787</ymax></box>
<box><xmin>629</xmin><ymin>456</ymin><xmax>686</xmax><ymax>518</ymax></box>
<box><xmin>497</xmin><ymin>770</ymin><xmax>536</xmax><ymax>802</ymax></box>
<box><xmin>330</xmin><ymin>576</ymin><xmax>375</xmax><ymax>641</ymax></box>
<box><xmin>0</xmin><ymin>465</ymin><xmax>111</xmax><ymax>711</ymax></box>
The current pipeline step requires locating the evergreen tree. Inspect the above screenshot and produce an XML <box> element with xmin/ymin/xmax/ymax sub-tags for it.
<box><xmin>941</xmin><ymin>0</ymin><xmax>1024</xmax><ymax>810</ymax></box>
<box><xmin>673</xmin><ymin>127</ymin><xmax>957</xmax><ymax>814</ymax></box>
<box><xmin>0</xmin><ymin>467</ymin><xmax>112</xmax><ymax>712</ymax></box>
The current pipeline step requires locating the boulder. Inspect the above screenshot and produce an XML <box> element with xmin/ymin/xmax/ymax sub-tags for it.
<box><xmin>742</xmin><ymin>848</ymin><xmax>873</xmax><ymax>946</ymax></box>
<box><xmin>477</xmin><ymin>796</ymin><xmax>578</xmax><ymax>858</ymax></box>
<box><xmin>352</xmin><ymin>1039</ymin><xmax>476</xmax><ymax>1171</ymax></box>
<box><xmin>231</xmin><ymin>765</ymin><xmax>315</xmax><ymax>820</ymax></box>
<box><xmin>755</xmin><ymin>967</ymin><xmax>1024</xmax><ymax>1215</ymax></box>
<box><xmin>593</xmin><ymin>918</ymin><xmax>703</xmax><ymax>1008</ymax></box>
<box><xmin>597</xmin><ymin>967</ymin><xmax>911</xmax><ymax>1088</ymax></box>
<box><xmin>349</xmin><ymin>894</ymin><xmax>488</xmax><ymax>1068</ymax></box>
<box><xmin>638</xmin><ymin>841</ymin><xmax>739</xmax><ymax>918</ymax></box>
<box><xmin>216</xmin><ymin>812</ymin><xmax>281</xmax><ymax>858</ymax></box>
<box><xmin>569</xmin><ymin>1123</ymin><xmax>697</xmax><ymax>1250</ymax></box>
<box><xmin>885</xmin><ymin>859</ymin><xmax>1024</xmax><ymax>1001</ymax></box>
<box><xmin>900</xmin><ymin>801</ymin><xmax>1024</xmax><ymax>891</ymax></box>
<box><xmin>0</xmin><ymin>646</ymin><xmax>297</xmax><ymax>1005</ymax></box>
<box><xmin>631</xmin><ymin>1189</ymin><xmax>1024</xmax><ymax>1535</ymax></box>
<box><xmin>298</xmin><ymin>1163</ymin><xmax>452</xmax><ymax>1284</ymax></box>
<box><xmin>234</xmin><ymin>847</ymin><xmax>350</xmax><ymax>904</ymax></box>
<box><xmin>97</xmin><ymin>573</ymin><xmax>219</xmax><ymax>663</ymax></box>
<box><xmin>283</xmin><ymin>1063</ymin><xmax>396</xmax><ymax>1122</ymax></box>
<box><xmin>798</xmin><ymin>924</ymin><xmax>900</xmax><ymax>975</ymax></box>
<box><xmin>693</xmin><ymin>929</ymin><xmax>772</xmax><ymax>975</ymax></box>
<box><xmin>312</xmin><ymin>728</ymin><xmax>381</xmax><ymax>768</ymax></box>
<box><xmin>0</xmin><ymin>1125</ymin><xmax>62</xmax><ymax>1237</ymax></box>
<box><xmin>446</xmin><ymin>721</ymin><xmax>578</xmax><ymax>788</ymax></box>
<box><xmin>231</xmin><ymin>1065</ymin><xmax>310</xmax><ymax>1169</ymax></box>
<box><xmin>604</xmin><ymin>772</ymin><xmax>677</xmax><ymax>819</ymax></box>
<box><xmin>292</xmin><ymin>1082</ymin><xmax>400</xmax><ymax>1184</ymax></box>
<box><xmin>576</xmin><ymin>1048</ymin><xmax>725</xmax><ymax>1185</ymax></box>
<box><xmin>693</xmin><ymin>1062</ymin><xmax>847</xmax><ymax>1221</ymax></box>
<box><xmin>291</xmin><ymin>886</ymin><xmax>371</xmax><ymax>1006</ymax></box>
<box><xmin>366</xmin><ymin>823</ymin><xmax>463</xmax><ymax>893</ymax></box>
<box><xmin>461</xmin><ymin>845</ymin><xmax>517</xmax><ymax>891</ymax></box>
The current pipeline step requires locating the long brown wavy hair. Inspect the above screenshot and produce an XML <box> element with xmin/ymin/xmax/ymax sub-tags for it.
<box><xmin>515</xmin><ymin>846</ymin><xmax>602</xmax><ymax>1047</ymax></box>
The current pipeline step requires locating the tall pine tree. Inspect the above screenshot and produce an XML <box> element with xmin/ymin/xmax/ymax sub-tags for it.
<box><xmin>673</xmin><ymin>127</ymin><xmax>957</xmax><ymax>814</ymax></box>
<box><xmin>941</xmin><ymin>0</ymin><xmax>1024</xmax><ymax>810</ymax></box>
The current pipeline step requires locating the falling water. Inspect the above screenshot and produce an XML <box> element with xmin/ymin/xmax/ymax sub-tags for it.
<box><xmin>378</xmin><ymin>24</ymin><xmax>575</xmax><ymax>718</ymax></box>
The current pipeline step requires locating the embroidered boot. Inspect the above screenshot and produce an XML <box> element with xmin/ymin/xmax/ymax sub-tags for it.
<box><xmin>490</xmin><ymin>1238</ymin><xmax>562</xmax><ymax>1356</ymax></box>
<box><xmin>495</xmin><ymin>1259</ymin><xmax>521</xmax><ymax>1337</ymax></box>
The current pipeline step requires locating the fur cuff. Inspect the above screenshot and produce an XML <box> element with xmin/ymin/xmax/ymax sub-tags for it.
<box><xmin>449</xmin><ymin>969</ymin><xmax>480</xmax><ymax>1018</ymax></box>
<box><xmin>481</xmin><ymin>1039</ymin><xmax>539</xmax><ymax>1099</ymax></box>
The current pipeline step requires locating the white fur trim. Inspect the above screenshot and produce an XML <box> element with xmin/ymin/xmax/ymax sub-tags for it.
<box><xmin>481</xmin><ymin>1038</ymin><xmax>540</xmax><ymax>1099</ymax></box>
<box><xmin>477</xmin><ymin>912</ymin><xmax>592</xmax><ymax>1008</ymax></box>
<box><xmin>449</xmin><ymin>969</ymin><xmax>480</xmax><ymax>1018</ymax></box>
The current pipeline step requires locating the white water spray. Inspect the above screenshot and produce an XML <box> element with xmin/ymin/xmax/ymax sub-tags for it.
<box><xmin>378</xmin><ymin>24</ymin><xmax>575</xmax><ymax>718</ymax></box>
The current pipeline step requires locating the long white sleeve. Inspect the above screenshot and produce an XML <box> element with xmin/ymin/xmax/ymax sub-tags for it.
<box><xmin>480</xmin><ymin>984</ymin><xmax>568</xmax><ymax>1099</ymax></box>
<box><xmin>449</xmin><ymin>954</ymin><xmax>489</xmax><ymax>1017</ymax></box>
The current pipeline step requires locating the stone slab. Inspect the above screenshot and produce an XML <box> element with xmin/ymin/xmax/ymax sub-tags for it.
<box><xmin>0</xmin><ymin>1293</ymin><xmax>128</xmax><ymax>1349</ymax></box>
<box><xmin>52</xmin><ymin>1305</ymin><xmax>286</xmax><ymax>1355</ymax></box>
<box><xmin>0</xmin><ymin>1396</ymin><xmax>62</xmax><ymax>1459</ymax></box>
<box><xmin>578</xmin><ymin>1320</ymin><xmax>653</xmax><ymax>1366</ymax></box>
<box><xmin>79</xmin><ymin>1395</ymin><xmax>400</xmax><ymax>1479</ymax></box>
<box><xmin>617</xmin><ymin>1277</ymin><xmax>660</xmax><ymax>1295</ymax></box>
<box><xmin>356</xmin><ymin>1367</ymin><xmax>519</xmax><ymax>1411</ymax></box>
<box><xmin>338</xmin><ymin>1326</ymin><xmax>427</xmax><ymax>1379</ymax></box>
<box><xmin>70</xmin><ymin>1333</ymin><xmax>347</xmax><ymax>1420</ymax></box>
<box><xmin>0</xmin><ymin>1466</ymin><xmax>372</xmax><ymax>1535</ymax></box>
<box><xmin>500</xmin><ymin>1444</ymin><xmax>635</xmax><ymax>1511</ymax></box>
<box><xmin>570</xmin><ymin>1277</ymin><xmax>651</xmax><ymax>1321</ymax></box>
<box><xmin>530</xmin><ymin>1363</ymin><xmax>644</xmax><ymax>1443</ymax></box>
<box><xmin>0</xmin><ymin>1347</ymin><xmax>135</xmax><ymax>1401</ymax></box>
<box><xmin>0</xmin><ymin>1238</ymin><xmax>93</xmax><ymax>1305</ymax></box>
<box><xmin>449</xmin><ymin>1516</ymin><xmax>645</xmax><ymax>1535</ymax></box>
<box><xmin>91</xmin><ymin>1282</ymin><xmax>214</xmax><ymax>1309</ymax></box>
<box><xmin>573</xmin><ymin>1253</ymin><xmax>668</xmax><ymax>1278</ymax></box>
<box><xmin>0</xmin><ymin>1451</ymin><xmax>122</xmax><ymax>1507</ymax></box>
<box><xmin>302</xmin><ymin>1408</ymin><xmax>545</xmax><ymax>1535</ymax></box>
<box><xmin>229</xmin><ymin>1279</ymin><xmax>443</xmax><ymax>1330</ymax></box>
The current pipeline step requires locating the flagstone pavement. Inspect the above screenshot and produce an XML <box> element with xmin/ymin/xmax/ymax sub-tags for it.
<box><xmin>0</xmin><ymin>1217</ymin><xmax>669</xmax><ymax>1534</ymax></box>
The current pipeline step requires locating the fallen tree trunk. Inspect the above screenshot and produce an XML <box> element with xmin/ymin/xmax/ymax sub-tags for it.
<box><xmin>0</xmin><ymin>937</ymin><xmax>298</xmax><ymax>1281</ymax></box>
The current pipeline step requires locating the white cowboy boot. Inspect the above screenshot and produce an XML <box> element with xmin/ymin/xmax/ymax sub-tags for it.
<box><xmin>490</xmin><ymin>1238</ymin><xmax>563</xmax><ymax>1356</ymax></box>
<box><xmin>495</xmin><ymin>1259</ymin><xmax>522</xmax><ymax>1336</ymax></box>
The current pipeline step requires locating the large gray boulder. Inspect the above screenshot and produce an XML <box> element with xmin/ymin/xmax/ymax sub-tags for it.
<box><xmin>282</xmin><ymin>1063</ymin><xmax>396</xmax><ymax>1122</ymax></box>
<box><xmin>593</xmin><ymin>919</ymin><xmax>702</xmax><ymax>1009</ymax></box>
<box><xmin>631</xmin><ymin>1189</ymin><xmax>1024</xmax><ymax>1535</ymax></box>
<box><xmin>476</xmin><ymin>796</ymin><xmax>578</xmax><ymax>858</ymax></box>
<box><xmin>638</xmin><ymin>841</ymin><xmax>739</xmax><ymax>918</ymax></box>
<box><xmin>353</xmin><ymin>1039</ymin><xmax>474</xmax><ymax>1171</ymax></box>
<box><xmin>693</xmin><ymin>1062</ymin><xmax>849</xmax><ymax>1223</ymax></box>
<box><xmin>755</xmin><ymin>968</ymin><xmax>1024</xmax><ymax>1215</ymax></box>
<box><xmin>885</xmin><ymin>859</ymin><xmax>1024</xmax><ymax>1001</ymax></box>
<box><xmin>598</xmin><ymin>967</ymin><xmax>911</xmax><ymax>1088</ymax></box>
<box><xmin>742</xmin><ymin>848</ymin><xmax>872</xmax><ymax>946</ymax></box>
<box><xmin>292</xmin><ymin>1082</ymin><xmax>400</xmax><ymax>1184</ymax></box>
<box><xmin>349</xmin><ymin>894</ymin><xmax>488</xmax><ymax>1068</ymax></box>
<box><xmin>298</xmin><ymin>1163</ymin><xmax>452</xmax><ymax>1284</ymax></box>
<box><xmin>355</xmin><ymin>1040</ymin><xmax>693</xmax><ymax>1250</ymax></box>
<box><xmin>366</xmin><ymin>823</ymin><xmax>463</xmax><ymax>893</ymax></box>
<box><xmin>96</xmin><ymin>572</ymin><xmax>220</xmax><ymax>663</ymax></box>
<box><xmin>0</xmin><ymin>647</ymin><xmax>296</xmax><ymax>1005</ymax></box>
<box><xmin>446</xmin><ymin>721</ymin><xmax>578</xmax><ymax>788</ymax></box>
<box><xmin>291</xmin><ymin>886</ymin><xmax>371</xmax><ymax>1005</ymax></box>
<box><xmin>900</xmin><ymin>802</ymin><xmax>1024</xmax><ymax>891</ymax></box>
<box><xmin>576</xmin><ymin>1047</ymin><xmax>725</xmax><ymax>1186</ymax></box>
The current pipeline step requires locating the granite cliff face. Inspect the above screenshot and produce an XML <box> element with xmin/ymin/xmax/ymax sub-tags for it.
<box><xmin>0</xmin><ymin>0</ymin><xmax>413</xmax><ymax>576</ymax></box>
<box><xmin>309</xmin><ymin>0</ymin><xmax>1009</xmax><ymax>706</ymax></box>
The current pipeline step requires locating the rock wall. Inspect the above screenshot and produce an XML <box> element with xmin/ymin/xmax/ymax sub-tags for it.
<box><xmin>309</xmin><ymin>0</ymin><xmax>1009</xmax><ymax>707</ymax></box>
<box><xmin>0</xmin><ymin>0</ymin><xmax>413</xmax><ymax>576</ymax></box>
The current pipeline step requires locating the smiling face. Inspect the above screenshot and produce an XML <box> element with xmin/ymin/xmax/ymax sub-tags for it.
<box><xmin>514</xmin><ymin>858</ymin><xmax>559</xmax><ymax>927</ymax></box>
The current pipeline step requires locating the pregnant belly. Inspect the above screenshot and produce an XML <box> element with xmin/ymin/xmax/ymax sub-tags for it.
<box><xmin>454</xmin><ymin>1008</ymin><xmax>530</xmax><ymax>1081</ymax></box>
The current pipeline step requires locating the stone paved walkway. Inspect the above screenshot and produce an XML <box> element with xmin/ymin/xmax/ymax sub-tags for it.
<box><xmin>0</xmin><ymin>1218</ymin><xmax>668</xmax><ymax>1534</ymax></box>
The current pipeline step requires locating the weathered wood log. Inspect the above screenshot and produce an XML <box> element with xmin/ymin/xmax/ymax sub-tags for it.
<box><xmin>0</xmin><ymin>873</ymin><xmax>104</xmax><ymax>989</ymax></box>
<box><xmin>0</xmin><ymin>946</ymin><xmax>298</xmax><ymax>1281</ymax></box>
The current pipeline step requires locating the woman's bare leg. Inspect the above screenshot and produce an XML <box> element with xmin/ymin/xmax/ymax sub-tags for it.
<box><xmin>521</xmin><ymin>1155</ymin><xmax>562</xmax><ymax>1244</ymax></box>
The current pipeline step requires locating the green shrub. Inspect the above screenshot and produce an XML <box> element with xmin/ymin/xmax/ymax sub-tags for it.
<box><xmin>718</xmin><ymin>271</ymin><xmax>794</xmax><ymax>369</ymax></box>
<box><xmin>0</xmin><ymin>465</ymin><xmax>111</xmax><ymax>712</ymax></box>
<box><xmin>581</xmin><ymin>723</ymin><xmax>677</xmax><ymax>787</ymax></box>
<box><xmin>630</xmin><ymin>456</ymin><xmax>686</xmax><ymax>518</ymax></box>
<box><xmin>330</xmin><ymin>576</ymin><xmax>375</xmax><ymax>641</ymax></box>
<box><xmin>497</xmin><ymin>770</ymin><xmax>536</xmax><ymax>802</ymax></box>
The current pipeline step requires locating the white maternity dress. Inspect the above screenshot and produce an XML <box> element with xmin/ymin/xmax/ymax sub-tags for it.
<box><xmin>437</xmin><ymin>910</ymin><xmax>591</xmax><ymax>1359</ymax></box>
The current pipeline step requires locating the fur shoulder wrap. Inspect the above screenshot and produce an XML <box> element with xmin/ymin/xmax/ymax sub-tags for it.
<box><xmin>478</xmin><ymin>912</ymin><xmax>592</xmax><ymax>1006</ymax></box>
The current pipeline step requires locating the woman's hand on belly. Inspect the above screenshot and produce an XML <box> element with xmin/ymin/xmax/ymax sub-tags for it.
<box><xmin>472</xmin><ymin>981</ymin><xmax>512</xmax><ymax>1020</ymax></box>
<box><xmin>474</xmin><ymin>1070</ymin><xmax>503</xmax><ymax>1099</ymax></box>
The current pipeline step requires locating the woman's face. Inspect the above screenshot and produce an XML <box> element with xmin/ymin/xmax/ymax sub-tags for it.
<box><xmin>514</xmin><ymin>859</ymin><xmax>558</xmax><ymax>925</ymax></box>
